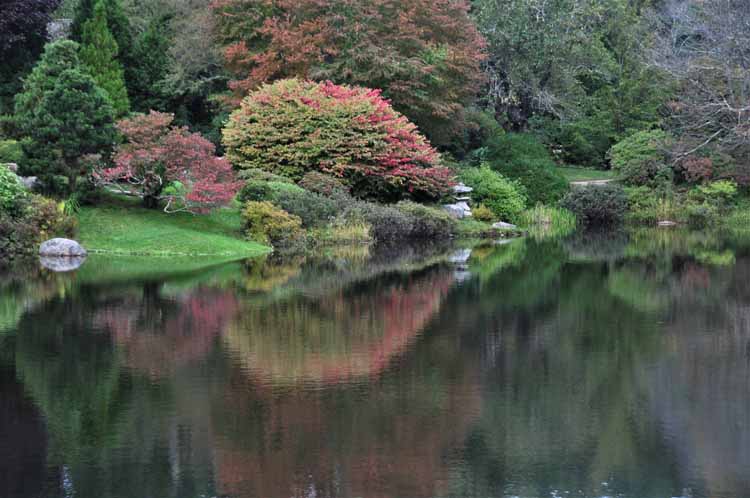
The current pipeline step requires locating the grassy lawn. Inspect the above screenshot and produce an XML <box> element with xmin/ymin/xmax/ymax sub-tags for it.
<box><xmin>556</xmin><ymin>166</ymin><xmax>616</xmax><ymax>183</ymax></box>
<box><xmin>77</xmin><ymin>195</ymin><xmax>270</xmax><ymax>257</ymax></box>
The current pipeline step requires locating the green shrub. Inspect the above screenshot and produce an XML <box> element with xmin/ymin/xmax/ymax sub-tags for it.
<box><xmin>241</xmin><ymin>201</ymin><xmax>305</xmax><ymax>249</ymax></box>
<box><xmin>459</xmin><ymin>166</ymin><xmax>527</xmax><ymax>222</ymax></box>
<box><xmin>472</xmin><ymin>204</ymin><xmax>495</xmax><ymax>222</ymax></box>
<box><xmin>608</xmin><ymin>130</ymin><xmax>670</xmax><ymax>186</ymax></box>
<box><xmin>685</xmin><ymin>203</ymin><xmax>719</xmax><ymax>228</ymax></box>
<box><xmin>483</xmin><ymin>133</ymin><xmax>569</xmax><ymax>204</ymax></box>
<box><xmin>272</xmin><ymin>188</ymin><xmax>339</xmax><ymax>228</ymax></box>
<box><xmin>395</xmin><ymin>201</ymin><xmax>457</xmax><ymax>239</ymax></box>
<box><xmin>298</xmin><ymin>171</ymin><xmax>350</xmax><ymax>199</ymax></box>
<box><xmin>342</xmin><ymin>202</ymin><xmax>412</xmax><ymax>242</ymax></box>
<box><xmin>560</xmin><ymin>184</ymin><xmax>628</xmax><ymax>226</ymax></box>
<box><xmin>0</xmin><ymin>195</ymin><xmax>77</xmax><ymax>258</ymax></box>
<box><xmin>0</xmin><ymin>140</ymin><xmax>23</xmax><ymax>164</ymax></box>
<box><xmin>237</xmin><ymin>168</ymin><xmax>295</xmax><ymax>184</ymax></box>
<box><xmin>0</xmin><ymin>165</ymin><xmax>27</xmax><ymax>217</ymax></box>
<box><xmin>238</xmin><ymin>180</ymin><xmax>304</xmax><ymax>203</ymax></box>
<box><xmin>689</xmin><ymin>180</ymin><xmax>738</xmax><ymax>210</ymax></box>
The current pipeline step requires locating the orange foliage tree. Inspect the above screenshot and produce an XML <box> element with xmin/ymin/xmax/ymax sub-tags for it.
<box><xmin>211</xmin><ymin>0</ymin><xmax>486</xmax><ymax>145</ymax></box>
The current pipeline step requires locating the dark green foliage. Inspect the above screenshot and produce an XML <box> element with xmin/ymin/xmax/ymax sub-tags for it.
<box><xmin>0</xmin><ymin>0</ymin><xmax>61</xmax><ymax>114</ymax></box>
<box><xmin>459</xmin><ymin>166</ymin><xmax>527</xmax><ymax>222</ymax></box>
<box><xmin>483</xmin><ymin>133</ymin><xmax>569</xmax><ymax>205</ymax></box>
<box><xmin>0</xmin><ymin>140</ymin><xmax>23</xmax><ymax>164</ymax></box>
<box><xmin>13</xmin><ymin>41</ymin><xmax>117</xmax><ymax>195</ymax></box>
<box><xmin>561</xmin><ymin>184</ymin><xmax>628</xmax><ymax>226</ymax></box>
<box><xmin>80</xmin><ymin>0</ymin><xmax>130</xmax><ymax>116</ymax></box>
<box><xmin>129</xmin><ymin>16</ymin><xmax>171</xmax><ymax>112</ymax></box>
<box><xmin>342</xmin><ymin>201</ymin><xmax>455</xmax><ymax>242</ymax></box>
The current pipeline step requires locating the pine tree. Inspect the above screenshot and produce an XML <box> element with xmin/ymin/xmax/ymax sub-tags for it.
<box><xmin>80</xmin><ymin>0</ymin><xmax>130</xmax><ymax>116</ymax></box>
<box><xmin>130</xmin><ymin>16</ymin><xmax>171</xmax><ymax>113</ymax></box>
<box><xmin>13</xmin><ymin>40</ymin><xmax>117</xmax><ymax>195</ymax></box>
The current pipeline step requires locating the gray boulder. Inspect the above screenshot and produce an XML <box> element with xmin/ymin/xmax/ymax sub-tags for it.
<box><xmin>443</xmin><ymin>201</ymin><xmax>472</xmax><ymax>219</ymax></box>
<box><xmin>492</xmin><ymin>221</ymin><xmax>518</xmax><ymax>230</ymax></box>
<box><xmin>3</xmin><ymin>163</ymin><xmax>18</xmax><ymax>173</ymax></box>
<box><xmin>39</xmin><ymin>238</ymin><xmax>88</xmax><ymax>257</ymax></box>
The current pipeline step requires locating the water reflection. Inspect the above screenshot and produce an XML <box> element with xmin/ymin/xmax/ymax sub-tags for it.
<box><xmin>1</xmin><ymin>231</ymin><xmax>750</xmax><ymax>498</ymax></box>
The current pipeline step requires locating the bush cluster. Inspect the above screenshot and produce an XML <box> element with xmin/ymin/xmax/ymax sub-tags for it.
<box><xmin>561</xmin><ymin>184</ymin><xmax>628</xmax><ymax>226</ymax></box>
<box><xmin>0</xmin><ymin>195</ymin><xmax>77</xmax><ymax>257</ymax></box>
<box><xmin>459</xmin><ymin>166</ymin><xmax>526</xmax><ymax>223</ymax></box>
<box><xmin>0</xmin><ymin>164</ymin><xmax>28</xmax><ymax>216</ymax></box>
<box><xmin>482</xmin><ymin>133</ymin><xmax>569</xmax><ymax>205</ymax></box>
<box><xmin>608</xmin><ymin>130</ymin><xmax>670</xmax><ymax>186</ymax></box>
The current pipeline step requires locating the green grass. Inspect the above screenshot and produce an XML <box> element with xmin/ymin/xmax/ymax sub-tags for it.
<box><xmin>555</xmin><ymin>166</ymin><xmax>615</xmax><ymax>183</ymax></box>
<box><xmin>77</xmin><ymin>195</ymin><xmax>270</xmax><ymax>257</ymax></box>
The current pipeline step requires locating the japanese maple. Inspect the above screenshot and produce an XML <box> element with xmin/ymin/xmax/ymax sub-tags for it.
<box><xmin>98</xmin><ymin>111</ymin><xmax>241</xmax><ymax>212</ymax></box>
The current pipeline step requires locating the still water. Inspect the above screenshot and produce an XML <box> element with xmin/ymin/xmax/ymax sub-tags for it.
<box><xmin>2</xmin><ymin>229</ymin><xmax>750</xmax><ymax>498</ymax></box>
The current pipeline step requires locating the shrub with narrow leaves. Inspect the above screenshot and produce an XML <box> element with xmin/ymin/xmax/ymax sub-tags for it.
<box><xmin>0</xmin><ymin>164</ymin><xmax>26</xmax><ymax>217</ymax></box>
<box><xmin>223</xmin><ymin>79</ymin><xmax>453</xmax><ymax>202</ymax></box>
<box><xmin>561</xmin><ymin>184</ymin><xmax>628</xmax><ymax>226</ymax></box>
<box><xmin>241</xmin><ymin>201</ymin><xmax>305</xmax><ymax>248</ymax></box>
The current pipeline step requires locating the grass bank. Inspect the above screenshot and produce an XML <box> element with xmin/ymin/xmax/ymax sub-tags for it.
<box><xmin>77</xmin><ymin>195</ymin><xmax>270</xmax><ymax>257</ymax></box>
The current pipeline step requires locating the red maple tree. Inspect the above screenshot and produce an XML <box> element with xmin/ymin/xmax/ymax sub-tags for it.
<box><xmin>97</xmin><ymin>111</ymin><xmax>241</xmax><ymax>212</ymax></box>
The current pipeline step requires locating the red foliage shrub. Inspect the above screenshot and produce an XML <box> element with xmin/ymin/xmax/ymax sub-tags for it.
<box><xmin>98</xmin><ymin>111</ymin><xmax>241</xmax><ymax>212</ymax></box>
<box><xmin>223</xmin><ymin>79</ymin><xmax>454</xmax><ymax>202</ymax></box>
<box><xmin>211</xmin><ymin>0</ymin><xmax>486</xmax><ymax>144</ymax></box>
<box><xmin>678</xmin><ymin>157</ymin><xmax>713</xmax><ymax>184</ymax></box>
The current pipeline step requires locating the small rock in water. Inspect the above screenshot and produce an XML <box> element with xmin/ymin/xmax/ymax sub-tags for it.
<box><xmin>40</xmin><ymin>256</ymin><xmax>87</xmax><ymax>272</ymax></box>
<box><xmin>39</xmin><ymin>238</ymin><xmax>88</xmax><ymax>257</ymax></box>
<box><xmin>657</xmin><ymin>220</ymin><xmax>677</xmax><ymax>227</ymax></box>
<box><xmin>449</xmin><ymin>248</ymin><xmax>472</xmax><ymax>264</ymax></box>
<box><xmin>492</xmin><ymin>221</ymin><xmax>518</xmax><ymax>230</ymax></box>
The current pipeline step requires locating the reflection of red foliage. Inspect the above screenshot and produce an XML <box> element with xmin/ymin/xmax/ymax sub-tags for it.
<box><xmin>94</xmin><ymin>288</ymin><xmax>239</xmax><ymax>378</ymax></box>
<box><xmin>681</xmin><ymin>263</ymin><xmax>711</xmax><ymax>289</ymax></box>
<box><xmin>229</xmin><ymin>270</ymin><xmax>455</xmax><ymax>384</ymax></box>
<box><xmin>215</xmin><ymin>359</ymin><xmax>482</xmax><ymax>498</ymax></box>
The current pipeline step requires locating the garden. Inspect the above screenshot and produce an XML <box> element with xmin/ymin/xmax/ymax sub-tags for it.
<box><xmin>0</xmin><ymin>0</ymin><xmax>748</xmax><ymax>259</ymax></box>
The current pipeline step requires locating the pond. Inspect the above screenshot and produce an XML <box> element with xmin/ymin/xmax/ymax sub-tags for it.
<box><xmin>1</xmin><ymin>229</ymin><xmax>750</xmax><ymax>498</ymax></box>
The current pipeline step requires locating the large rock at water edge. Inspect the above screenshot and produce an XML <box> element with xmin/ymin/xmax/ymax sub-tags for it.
<box><xmin>39</xmin><ymin>238</ymin><xmax>88</xmax><ymax>257</ymax></box>
<box><xmin>492</xmin><ymin>221</ymin><xmax>518</xmax><ymax>230</ymax></box>
<box><xmin>443</xmin><ymin>201</ymin><xmax>472</xmax><ymax>219</ymax></box>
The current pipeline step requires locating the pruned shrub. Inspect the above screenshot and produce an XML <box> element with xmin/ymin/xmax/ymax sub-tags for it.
<box><xmin>396</xmin><ymin>201</ymin><xmax>457</xmax><ymax>239</ymax></box>
<box><xmin>342</xmin><ymin>203</ymin><xmax>412</xmax><ymax>242</ymax></box>
<box><xmin>459</xmin><ymin>166</ymin><xmax>526</xmax><ymax>223</ymax></box>
<box><xmin>472</xmin><ymin>204</ymin><xmax>495</xmax><ymax>222</ymax></box>
<box><xmin>241</xmin><ymin>201</ymin><xmax>305</xmax><ymax>249</ymax></box>
<box><xmin>677</xmin><ymin>156</ymin><xmax>713</xmax><ymax>184</ymax></box>
<box><xmin>561</xmin><ymin>184</ymin><xmax>628</xmax><ymax>226</ymax></box>
<box><xmin>608</xmin><ymin>130</ymin><xmax>670</xmax><ymax>186</ymax></box>
<box><xmin>0</xmin><ymin>164</ymin><xmax>27</xmax><ymax>217</ymax></box>
<box><xmin>482</xmin><ymin>133</ymin><xmax>569</xmax><ymax>205</ymax></box>
<box><xmin>223</xmin><ymin>78</ymin><xmax>454</xmax><ymax>202</ymax></box>
<box><xmin>238</xmin><ymin>181</ymin><xmax>338</xmax><ymax>227</ymax></box>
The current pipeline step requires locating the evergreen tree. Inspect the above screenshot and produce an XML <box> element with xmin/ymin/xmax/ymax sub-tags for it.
<box><xmin>80</xmin><ymin>0</ymin><xmax>130</xmax><ymax>116</ymax></box>
<box><xmin>130</xmin><ymin>16</ymin><xmax>171</xmax><ymax>113</ymax></box>
<box><xmin>71</xmin><ymin>0</ymin><xmax>134</xmax><ymax>91</ymax></box>
<box><xmin>13</xmin><ymin>40</ymin><xmax>117</xmax><ymax>195</ymax></box>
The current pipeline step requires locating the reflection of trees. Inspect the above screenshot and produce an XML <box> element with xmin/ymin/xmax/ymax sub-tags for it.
<box><xmin>93</xmin><ymin>285</ymin><xmax>239</xmax><ymax>378</ymax></box>
<box><xmin>227</xmin><ymin>268</ymin><xmax>455</xmax><ymax>384</ymax></box>
<box><xmin>214</xmin><ymin>312</ymin><xmax>482</xmax><ymax>498</ymax></box>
